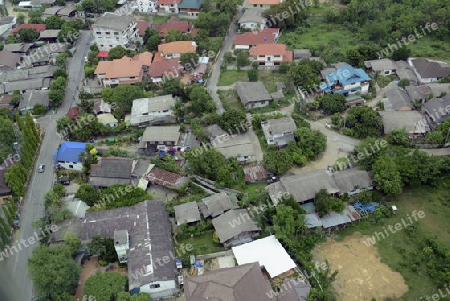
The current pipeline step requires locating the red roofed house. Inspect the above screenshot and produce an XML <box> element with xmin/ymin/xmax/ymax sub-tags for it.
<box><xmin>97</xmin><ymin>51</ymin><xmax>109</xmax><ymax>61</ymax></box>
<box><xmin>146</xmin><ymin>167</ymin><xmax>190</xmax><ymax>189</ymax></box>
<box><xmin>154</xmin><ymin>17</ymin><xmax>192</xmax><ymax>38</ymax></box>
<box><xmin>244</xmin><ymin>164</ymin><xmax>268</xmax><ymax>183</ymax></box>
<box><xmin>11</xmin><ymin>24</ymin><xmax>46</xmax><ymax>35</ymax></box>
<box><xmin>233</xmin><ymin>28</ymin><xmax>280</xmax><ymax>50</ymax></box>
<box><xmin>67</xmin><ymin>107</ymin><xmax>81</xmax><ymax>121</ymax></box>
<box><xmin>149</xmin><ymin>59</ymin><xmax>182</xmax><ymax>84</ymax></box>
<box><xmin>249</xmin><ymin>44</ymin><xmax>293</xmax><ymax>66</ymax></box>
<box><xmin>159</xmin><ymin>0</ymin><xmax>182</xmax><ymax>12</ymax></box>
<box><xmin>136</xmin><ymin>20</ymin><xmax>151</xmax><ymax>37</ymax></box>
<box><xmin>247</xmin><ymin>0</ymin><xmax>283</xmax><ymax>9</ymax></box>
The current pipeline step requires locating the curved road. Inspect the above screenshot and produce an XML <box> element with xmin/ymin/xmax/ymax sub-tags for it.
<box><xmin>0</xmin><ymin>31</ymin><xmax>92</xmax><ymax>301</ymax></box>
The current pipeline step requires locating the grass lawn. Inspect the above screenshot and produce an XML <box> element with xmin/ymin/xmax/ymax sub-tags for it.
<box><xmin>258</xmin><ymin>70</ymin><xmax>286</xmax><ymax>93</ymax></box>
<box><xmin>177</xmin><ymin>231</ymin><xmax>226</xmax><ymax>255</ymax></box>
<box><xmin>232</xmin><ymin>181</ymin><xmax>268</xmax><ymax>197</ymax></box>
<box><xmin>334</xmin><ymin>179</ymin><xmax>450</xmax><ymax>300</ymax></box>
<box><xmin>217</xmin><ymin>89</ymin><xmax>245</xmax><ymax>112</ymax></box>
<box><xmin>217</xmin><ymin>70</ymin><xmax>248</xmax><ymax>86</ymax></box>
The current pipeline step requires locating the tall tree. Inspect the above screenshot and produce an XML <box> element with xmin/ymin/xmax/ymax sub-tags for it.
<box><xmin>372</xmin><ymin>155</ymin><xmax>403</xmax><ymax>195</ymax></box>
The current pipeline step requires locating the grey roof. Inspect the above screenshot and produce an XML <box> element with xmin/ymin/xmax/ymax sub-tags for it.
<box><xmin>114</xmin><ymin>230</ymin><xmax>129</xmax><ymax>245</ymax></box>
<box><xmin>405</xmin><ymin>85</ymin><xmax>431</xmax><ymax>101</ymax></box>
<box><xmin>261</xmin><ymin>116</ymin><xmax>297</xmax><ymax>137</ymax></box>
<box><xmin>3</xmin><ymin>78</ymin><xmax>48</xmax><ymax>93</ymax></box>
<box><xmin>0</xmin><ymin>16</ymin><xmax>15</xmax><ymax>25</ymax></box>
<box><xmin>131</xmin><ymin>158</ymin><xmax>151</xmax><ymax>178</ymax></box>
<box><xmin>382</xmin><ymin>85</ymin><xmax>412</xmax><ymax>111</ymax></box>
<box><xmin>141</xmin><ymin>126</ymin><xmax>180</xmax><ymax>143</ymax></box>
<box><xmin>81</xmin><ymin>201</ymin><xmax>176</xmax><ymax>289</ymax></box>
<box><xmin>235</xmin><ymin>81</ymin><xmax>272</xmax><ymax>106</ymax></box>
<box><xmin>3</xmin><ymin>43</ymin><xmax>32</xmax><ymax>53</ymax></box>
<box><xmin>49</xmin><ymin>219</ymin><xmax>82</xmax><ymax>243</ymax></box>
<box><xmin>93</xmin><ymin>99</ymin><xmax>112</xmax><ymax>114</ymax></box>
<box><xmin>205</xmin><ymin>124</ymin><xmax>228</xmax><ymax>139</ymax></box>
<box><xmin>411</xmin><ymin>58</ymin><xmax>450</xmax><ymax>79</ymax></box>
<box><xmin>130</xmin><ymin>95</ymin><xmax>176</xmax><ymax>125</ymax></box>
<box><xmin>18</xmin><ymin>90</ymin><xmax>49</xmax><ymax>110</ymax></box>
<box><xmin>0</xmin><ymin>51</ymin><xmax>21</xmax><ymax>70</ymax></box>
<box><xmin>333</xmin><ymin>169</ymin><xmax>372</xmax><ymax>193</ymax></box>
<box><xmin>174</xmin><ymin>201</ymin><xmax>201</xmax><ymax>225</ymax></box>
<box><xmin>379</xmin><ymin>111</ymin><xmax>428</xmax><ymax>134</ymax></box>
<box><xmin>213</xmin><ymin>133</ymin><xmax>255</xmax><ymax>159</ymax></box>
<box><xmin>304</xmin><ymin>213</ymin><xmax>322</xmax><ymax>229</ymax></box>
<box><xmin>95</xmin><ymin>12</ymin><xmax>134</xmax><ymax>31</ymax></box>
<box><xmin>57</xmin><ymin>6</ymin><xmax>76</xmax><ymax>16</ymax></box>
<box><xmin>184</xmin><ymin>262</ymin><xmax>271</xmax><ymax>301</ymax></box>
<box><xmin>31</xmin><ymin>0</ymin><xmax>56</xmax><ymax>6</ymax></box>
<box><xmin>42</xmin><ymin>6</ymin><xmax>61</xmax><ymax>15</ymax></box>
<box><xmin>0</xmin><ymin>65</ymin><xmax>56</xmax><ymax>82</ymax></box>
<box><xmin>395</xmin><ymin>60</ymin><xmax>419</xmax><ymax>84</ymax></box>
<box><xmin>212</xmin><ymin>209</ymin><xmax>260</xmax><ymax>243</ymax></box>
<box><xmin>89</xmin><ymin>157</ymin><xmax>134</xmax><ymax>187</ymax></box>
<box><xmin>39</xmin><ymin>29</ymin><xmax>60</xmax><ymax>39</ymax></box>
<box><xmin>65</xmin><ymin>199</ymin><xmax>89</xmax><ymax>219</ymax></box>
<box><xmin>320</xmin><ymin>205</ymin><xmax>360</xmax><ymax>228</ymax></box>
<box><xmin>293</xmin><ymin>49</ymin><xmax>311</xmax><ymax>60</ymax></box>
<box><xmin>200</xmin><ymin>193</ymin><xmax>233</xmax><ymax>218</ymax></box>
<box><xmin>421</xmin><ymin>95</ymin><xmax>450</xmax><ymax>123</ymax></box>
<box><xmin>426</xmin><ymin>83</ymin><xmax>450</xmax><ymax>97</ymax></box>
<box><xmin>238</xmin><ymin>8</ymin><xmax>266</xmax><ymax>24</ymax></box>
<box><xmin>278</xmin><ymin>279</ymin><xmax>311</xmax><ymax>301</ymax></box>
<box><xmin>178</xmin><ymin>130</ymin><xmax>200</xmax><ymax>148</ymax></box>
<box><xmin>364</xmin><ymin>59</ymin><xmax>397</xmax><ymax>71</ymax></box>
<box><xmin>178</xmin><ymin>0</ymin><xmax>204</xmax><ymax>9</ymax></box>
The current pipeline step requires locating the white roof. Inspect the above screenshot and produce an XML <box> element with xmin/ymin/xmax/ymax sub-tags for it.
<box><xmin>19</xmin><ymin>1</ymin><xmax>32</xmax><ymax>6</ymax></box>
<box><xmin>232</xmin><ymin>235</ymin><xmax>296</xmax><ymax>278</ymax></box>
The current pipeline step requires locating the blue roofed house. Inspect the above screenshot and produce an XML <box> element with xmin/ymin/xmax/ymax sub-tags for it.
<box><xmin>320</xmin><ymin>65</ymin><xmax>371</xmax><ymax>96</ymax></box>
<box><xmin>55</xmin><ymin>142</ymin><xmax>87</xmax><ymax>171</ymax></box>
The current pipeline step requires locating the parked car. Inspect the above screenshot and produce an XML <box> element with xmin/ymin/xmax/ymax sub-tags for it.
<box><xmin>267</xmin><ymin>173</ymin><xmax>280</xmax><ymax>184</ymax></box>
<box><xmin>38</xmin><ymin>164</ymin><xmax>45</xmax><ymax>173</ymax></box>
<box><xmin>54</xmin><ymin>176</ymin><xmax>70</xmax><ymax>185</ymax></box>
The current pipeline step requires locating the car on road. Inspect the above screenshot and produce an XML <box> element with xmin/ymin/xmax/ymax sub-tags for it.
<box><xmin>84</xmin><ymin>56</ymin><xmax>88</xmax><ymax>62</ymax></box>
<box><xmin>38</xmin><ymin>164</ymin><xmax>45</xmax><ymax>173</ymax></box>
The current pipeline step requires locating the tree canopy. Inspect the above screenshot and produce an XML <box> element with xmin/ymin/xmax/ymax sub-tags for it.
<box><xmin>84</xmin><ymin>272</ymin><xmax>127</xmax><ymax>301</ymax></box>
<box><xmin>345</xmin><ymin>106</ymin><xmax>382</xmax><ymax>138</ymax></box>
<box><xmin>218</xmin><ymin>109</ymin><xmax>248</xmax><ymax>134</ymax></box>
<box><xmin>188</xmin><ymin>148</ymin><xmax>228</xmax><ymax>180</ymax></box>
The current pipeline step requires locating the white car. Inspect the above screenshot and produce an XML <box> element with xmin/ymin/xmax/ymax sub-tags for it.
<box><xmin>38</xmin><ymin>164</ymin><xmax>45</xmax><ymax>173</ymax></box>
<box><xmin>84</xmin><ymin>56</ymin><xmax>88</xmax><ymax>62</ymax></box>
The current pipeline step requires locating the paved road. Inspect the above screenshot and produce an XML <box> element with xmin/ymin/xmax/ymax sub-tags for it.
<box><xmin>0</xmin><ymin>31</ymin><xmax>92</xmax><ymax>301</ymax></box>
<box><xmin>207</xmin><ymin>1</ymin><xmax>248</xmax><ymax>115</ymax></box>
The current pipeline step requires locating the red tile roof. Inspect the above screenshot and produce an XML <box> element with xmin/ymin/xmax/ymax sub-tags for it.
<box><xmin>154</xmin><ymin>17</ymin><xmax>192</xmax><ymax>37</ymax></box>
<box><xmin>149</xmin><ymin>58</ymin><xmax>182</xmax><ymax>79</ymax></box>
<box><xmin>249</xmin><ymin>44</ymin><xmax>287</xmax><ymax>56</ymax></box>
<box><xmin>146</xmin><ymin>167</ymin><xmax>185</xmax><ymax>189</ymax></box>
<box><xmin>244</xmin><ymin>164</ymin><xmax>268</xmax><ymax>182</ymax></box>
<box><xmin>98</xmin><ymin>51</ymin><xmax>109</xmax><ymax>58</ymax></box>
<box><xmin>136</xmin><ymin>20</ymin><xmax>151</xmax><ymax>36</ymax></box>
<box><xmin>233</xmin><ymin>28</ymin><xmax>279</xmax><ymax>46</ymax></box>
<box><xmin>11</xmin><ymin>24</ymin><xmax>46</xmax><ymax>34</ymax></box>
<box><xmin>67</xmin><ymin>107</ymin><xmax>81</xmax><ymax>120</ymax></box>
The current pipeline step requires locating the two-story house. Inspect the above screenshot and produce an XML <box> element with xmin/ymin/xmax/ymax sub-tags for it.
<box><xmin>137</xmin><ymin>0</ymin><xmax>158</xmax><ymax>13</ymax></box>
<box><xmin>93</xmin><ymin>12</ymin><xmax>138</xmax><ymax>51</ymax></box>
<box><xmin>94</xmin><ymin>56</ymin><xmax>144</xmax><ymax>87</ymax></box>
<box><xmin>320</xmin><ymin>65</ymin><xmax>371</xmax><ymax>95</ymax></box>
<box><xmin>129</xmin><ymin>95</ymin><xmax>176</xmax><ymax>126</ymax></box>
<box><xmin>238</xmin><ymin>8</ymin><xmax>266</xmax><ymax>30</ymax></box>
<box><xmin>157</xmin><ymin>41</ymin><xmax>196</xmax><ymax>59</ymax></box>
<box><xmin>232</xmin><ymin>28</ymin><xmax>279</xmax><ymax>50</ymax></box>
<box><xmin>247</xmin><ymin>0</ymin><xmax>283</xmax><ymax>9</ymax></box>
<box><xmin>154</xmin><ymin>16</ymin><xmax>192</xmax><ymax>38</ymax></box>
<box><xmin>138</xmin><ymin>125</ymin><xmax>181</xmax><ymax>153</ymax></box>
<box><xmin>159</xmin><ymin>0</ymin><xmax>182</xmax><ymax>12</ymax></box>
<box><xmin>261</xmin><ymin>116</ymin><xmax>297</xmax><ymax>147</ymax></box>
<box><xmin>249</xmin><ymin>43</ymin><xmax>293</xmax><ymax>66</ymax></box>
<box><xmin>178</xmin><ymin>0</ymin><xmax>204</xmax><ymax>16</ymax></box>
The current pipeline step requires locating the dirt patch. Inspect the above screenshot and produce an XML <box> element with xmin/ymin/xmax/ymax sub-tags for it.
<box><xmin>313</xmin><ymin>232</ymin><xmax>408</xmax><ymax>301</ymax></box>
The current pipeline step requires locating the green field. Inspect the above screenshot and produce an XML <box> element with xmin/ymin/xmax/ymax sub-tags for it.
<box><xmin>176</xmin><ymin>231</ymin><xmax>226</xmax><ymax>255</ymax></box>
<box><xmin>217</xmin><ymin>89</ymin><xmax>245</xmax><ymax>112</ymax></box>
<box><xmin>334</xmin><ymin>180</ymin><xmax>450</xmax><ymax>300</ymax></box>
<box><xmin>217</xmin><ymin>70</ymin><xmax>248</xmax><ymax>86</ymax></box>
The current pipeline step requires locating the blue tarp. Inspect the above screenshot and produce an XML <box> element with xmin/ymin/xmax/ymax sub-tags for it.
<box><xmin>194</xmin><ymin>262</ymin><xmax>203</xmax><ymax>268</ymax></box>
<box><xmin>354</xmin><ymin>202</ymin><xmax>376</xmax><ymax>212</ymax></box>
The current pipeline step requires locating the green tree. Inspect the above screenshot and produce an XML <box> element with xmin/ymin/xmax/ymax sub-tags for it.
<box><xmin>117</xmin><ymin>292</ymin><xmax>151</xmax><ymax>301</ymax></box>
<box><xmin>391</xmin><ymin>47</ymin><xmax>411</xmax><ymax>61</ymax></box>
<box><xmin>372</xmin><ymin>155</ymin><xmax>403</xmax><ymax>195</ymax></box>
<box><xmin>162</xmin><ymin>77</ymin><xmax>183</xmax><ymax>96</ymax></box>
<box><xmin>346</xmin><ymin>106</ymin><xmax>382</xmax><ymax>138</ymax></box>
<box><xmin>84</xmin><ymin>271</ymin><xmax>127</xmax><ymax>301</ymax></box>
<box><xmin>189</xmin><ymin>84</ymin><xmax>216</xmax><ymax>113</ymax></box>
<box><xmin>180</xmin><ymin>52</ymin><xmax>200</xmax><ymax>71</ymax></box>
<box><xmin>247</xmin><ymin>69</ymin><xmax>258</xmax><ymax>82</ymax></box>
<box><xmin>17</xmin><ymin>13</ymin><xmax>25</xmax><ymax>25</ymax></box>
<box><xmin>0</xmin><ymin>117</ymin><xmax>15</xmax><ymax>161</ymax></box>
<box><xmin>263</xmin><ymin>151</ymin><xmax>294</xmax><ymax>174</ymax></box>
<box><xmin>81</xmin><ymin>0</ymin><xmax>95</xmax><ymax>12</ymax></box>
<box><xmin>187</xmin><ymin>148</ymin><xmax>228</xmax><ymax>180</ymax></box>
<box><xmin>64</xmin><ymin>231</ymin><xmax>81</xmax><ymax>256</ymax></box>
<box><xmin>218</xmin><ymin>109</ymin><xmax>247</xmax><ymax>134</ymax></box>
<box><xmin>346</xmin><ymin>48</ymin><xmax>363</xmax><ymax>67</ymax></box>
<box><xmin>49</xmin><ymin>88</ymin><xmax>65</xmax><ymax>107</ymax></box>
<box><xmin>236</xmin><ymin>50</ymin><xmax>250</xmax><ymax>67</ymax></box>
<box><xmin>108</xmin><ymin>85</ymin><xmax>145</xmax><ymax>116</ymax></box>
<box><xmin>11</xmin><ymin>90</ymin><xmax>22</xmax><ymax>107</ymax></box>
<box><xmin>53</xmin><ymin>68</ymin><xmax>68</xmax><ymax>79</ymax></box>
<box><xmin>314</xmin><ymin>189</ymin><xmax>336</xmax><ymax>217</ymax></box>
<box><xmin>28</xmin><ymin>245</ymin><xmax>81</xmax><ymax>300</ymax></box>
<box><xmin>86</xmin><ymin>235</ymin><xmax>106</xmax><ymax>256</ymax></box>
<box><xmin>354</xmin><ymin>137</ymin><xmax>388</xmax><ymax>170</ymax></box>
<box><xmin>32</xmin><ymin>104</ymin><xmax>47</xmax><ymax>115</ymax></box>
<box><xmin>165</xmin><ymin>29</ymin><xmax>188</xmax><ymax>42</ymax></box>
<box><xmin>55</xmin><ymin>53</ymin><xmax>67</xmax><ymax>68</ymax></box>
<box><xmin>272</xmin><ymin>204</ymin><xmax>307</xmax><ymax>250</ymax></box>
<box><xmin>18</xmin><ymin>28</ymin><xmax>40</xmax><ymax>42</ymax></box>
<box><xmin>398</xmin><ymin>78</ymin><xmax>410</xmax><ymax>88</ymax></box>
<box><xmin>295</xmin><ymin>127</ymin><xmax>327</xmax><ymax>160</ymax></box>
<box><xmin>108</xmin><ymin>45</ymin><xmax>127</xmax><ymax>60</ymax></box>
<box><xmin>389</xmin><ymin>127</ymin><xmax>409</xmax><ymax>146</ymax></box>
<box><xmin>75</xmin><ymin>184</ymin><xmax>100</xmax><ymax>206</ymax></box>
<box><xmin>288</xmin><ymin>59</ymin><xmax>322</xmax><ymax>90</ymax></box>
<box><xmin>45</xmin><ymin>16</ymin><xmax>65</xmax><ymax>29</ymax></box>
<box><xmin>320</xmin><ymin>94</ymin><xmax>347</xmax><ymax>114</ymax></box>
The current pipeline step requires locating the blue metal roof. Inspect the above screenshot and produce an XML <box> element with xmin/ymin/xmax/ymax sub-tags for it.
<box><xmin>55</xmin><ymin>142</ymin><xmax>87</xmax><ymax>163</ymax></box>
<box><xmin>320</xmin><ymin>65</ymin><xmax>370</xmax><ymax>93</ymax></box>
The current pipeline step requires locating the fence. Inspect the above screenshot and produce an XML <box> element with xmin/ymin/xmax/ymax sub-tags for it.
<box><xmin>226</xmin><ymin>65</ymin><xmax>280</xmax><ymax>71</ymax></box>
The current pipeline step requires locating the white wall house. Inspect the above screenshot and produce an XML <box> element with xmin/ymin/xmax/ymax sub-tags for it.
<box><xmin>249</xmin><ymin>44</ymin><xmax>292</xmax><ymax>66</ymax></box>
<box><xmin>130</xmin><ymin>95</ymin><xmax>176</xmax><ymax>126</ymax></box>
<box><xmin>157</xmin><ymin>41</ymin><xmax>196</xmax><ymax>59</ymax></box>
<box><xmin>55</xmin><ymin>142</ymin><xmax>87</xmax><ymax>171</ymax></box>
<box><xmin>238</xmin><ymin>9</ymin><xmax>266</xmax><ymax>30</ymax></box>
<box><xmin>408</xmin><ymin>58</ymin><xmax>450</xmax><ymax>84</ymax></box>
<box><xmin>138</xmin><ymin>0</ymin><xmax>158</xmax><ymax>12</ymax></box>
<box><xmin>93</xmin><ymin>13</ymin><xmax>139</xmax><ymax>51</ymax></box>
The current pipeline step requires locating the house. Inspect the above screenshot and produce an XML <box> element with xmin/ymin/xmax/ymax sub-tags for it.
<box><xmin>30</xmin><ymin>0</ymin><xmax>56</xmax><ymax>9</ymax></box>
<box><xmin>319</xmin><ymin>62</ymin><xmax>350</xmax><ymax>80</ymax></box>
<box><xmin>81</xmin><ymin>201</ymin><xmax>179</xmax><ymax>299</ymax></box>
<box><xmin>345</xmin><ymin>94</ymin><xmax>365</xmax><ymax>108</ymax></box>
<box><xmin>247</xmin><ymin>0</ymin><xmax>283</xmax><ymax>9</ymax></box>
<box><xmin>364</xmin><ymin>58</ymin><xmax>398</xmax><ymax>76</ymax></box>
<box><xmin>174</xmin><ymin>201</ymin><xmax>201</xmax><ymax>226</ymax></box>
<box><xmin>93</xmin><ymin>12</ymin><xmax>138</xmax><ymax>51</ymax></box>
<box><xmin>244</xmin><ymin>163</ymin><xmax>267</xmax><ymax>183</ymax></box>
<box><xmin>277</xmin><ymin>278</ymin><xmax>312</xmax><ymax>301</ymax></box>
<box><xmin>21</xmin><ymin>43</ymin><xmax>67</xmax><ymax>67</ymax></box>
<box><xmin>148</xmin><ymin>59</ymin><xmax>182</xmax><ymax>84</ymax></box>
<box><xmin>138</xmin><ymin>125</ymin><xmax>180</xmax><ymax>152</ymax></box>
<box><xmin>205</xmin><ymin>124</ymin><xmax>229</xmax><ymax>141</ymax></box>
<box><xmin>18</xmin><ymin>90</ymin><xmax>49</xmax><ymax>113</ymax></box>
<box><xmin>381</xmin><ymin>85</ymin><xmax>413</xmax><ymax>111</ymax></box>
<box><xmin>426</xmin><ymin>83</ymin><xmax>450</xmax><ymax>98</ymax></box>
<box><xmin>56</xmin><ymin>6</ymin><xmax>77</xmax><ymax>18</ymax></box>
<box><xmin>137</xmin><ymin>0</ymin><xmax>158</xmax><ymax>13</ymax></box>
<box><xmin>11</xmin><ymin>23</ymin><xmax>46</xmax><ymax>35</ymax></box>
<box><xmin>238</xmin><ymin>8</ymin><xmax>266</xmax><ymax>30</ymax></box>
<box><xmin>0</xmin><ymin>16</ymin><xmax>16</xmax><ymax>38</ymax></box>
<box><xmin>198</xmin><ymin>193</ymin><xmax>234</xmax><ymax>219</ymax></box>
<box><xmin>3</xmin><ymin>43</ymin><xmax>33</xmax><ymax>55</ymax></box>
<box><xmin>261</xmin><ymin>116</ymin><xmax>297</xmax><ymax>147</ymax></box>
<box><xmin>379</xmin><ymin>111</ymin><xmax>429</xmax><ymax>136</ymax></box>
<box><xmin>266</xmin><ymin>169</ymin><xmax>373</xmax><ymax>205</ymax></box>
<box><xmin>133</xmin><ymin>51</ymin><xmax>153</xmax><ymax>69</ymax></box>
<box><xmin>395</xmin><ymin>60</ymin><xmax>419</xmax><ymax>86</ymax></box>
<box><xmin>305</xmin><ymin>204</ymin><xmax>361</xmax><ymax>230</ymax></box>
<box><xmin>97</xmin><ymin>51</ymin><xmax>109</xmax><ymax>61</ymax></box>
<box><xmin>89</xmin><ymin>157</ymin><xmax>134</xmax><ymax>187</ymax></box>
<box><xmin>249</xmin><ymin>43</ymin><xmax>293</xmax><ymax>66</ymax></box>
<box><xmin>320</xmin><ymin>65</ymin><xmax>371</xmax><ymax>95</ymax></box>
<box><xmin>212</xmin><ymin>209</ymin><xmax>260</xmax><ymax>247</ymax></box>
<box><xmin>97</xmin><ymin>113</ymin><xmax>118</xmax><ymax>127</ymax></box>
<box><xmin>66</xmin><ymin>107</ymin><xmax>81</xmax><ymax>121</ymax></box>
<box><xmin>1</xmin><ymin>78</ymin><xmax>51</xmax><ymax>94</ymax></box>
<box><xmin>405</xmin><ymin>85</ymin><xmax>431</xmax><ymax>104</ymax></box>
<box><xmin>94</xmin><ymin>56</ymin><xmax>144</xmax><ymax>87</ymax></box>
<box><xmin>136</xmin><ymin>21</ymin><xmax>151</xmax><ymax>37</ymax></box>
<box><xmin>235</xmin><ymin>81</ymin><xmax>272</xmax><ymax>109</ymax></box>
<box><xmin>421</xmin><ymin>94</ymin><xmax>450</xmax><ymax>125</ymax></box>
<box><xmin>93</xmin><ymin>99</ymin><xmax>112</xmax><ymax>115</ymax></box>
<box><xmin>55</xmin><ymin>142</ymin><xmax>87</xmax><ymax>170</ymax></box>
<box><xmin>154</xmin><ymin>17</ymin><xmax>192</xmax><ymax>37</ymax></box>
<box><xmin>157</xmin><ymin>41</ymin><xmax>196</xmax><ymax>59</ymax></box>
<box><xmin>408</xmin><ymin>58</ymin><xmax>450</xmax><ymax>84</ymax></box>
<box><xmin>129</xmin><ymin>95</ymin><xmax>176</xmax><ymax>126</ymax></box>
<box><xmin>0</xmin><ymin>51</ymin><xmax>20</xmax><ymax>71</ymax></box>
<box><xmin>146</xmin><ymin>166</ymin><xmax>190</xmax><ymax>189</ymax></box>
<box><xmin>232</xmin><ymin>28</ymin><xmax>279</xmax><ymax>50</ymax></box>
<box><xmin>232</xmin><ymin>235</ymin><xmax>297</xmax><ymax>279</ymax></box>
<box><xmin>213</xmin><ymin>133</ymin><xmax>257</xmax><ymax>163</ymax></box>
<box><xmin>178</xmin><ymin>0</ymin><xmax>204</xmax><ymax>16</ymax></box>
<box><xmin>184</xmin><ymin>262</ymin><xmax>272</xmax><ymax>301</ymax></box>
<box><xmin>158</xmin><ymin>0</ymin><xmax>182</xmax><ymax>13</ymax></box>
<box><xmin>38</xmin><ymin>29</ymin><xmax>60</xmax><ymax>43</ymax></box>
<box><xmin>41</xmin><ymin>6</ymin><xmax>61</xmax><ymax>19</ymax></box>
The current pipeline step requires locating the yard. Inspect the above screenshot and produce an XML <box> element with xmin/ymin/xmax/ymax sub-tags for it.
<box><xmin>217</xmin><ymin>70</ymin><xmax>248</xmax><ymax>86</ymax></box>
<box><xmin>176</xmin><ymin>231</ymin><xmax>226</xmax><ymax>255</ymax></box>
<box><xmin>217</xmin><ymin>89</ymin><xmax>245</xmax><ymax>112</ymax></box>
<box><xmin>315</xmin><ymin>180</ymin><xmax>450</xmax><ymax>300</ymax></box>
